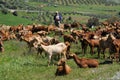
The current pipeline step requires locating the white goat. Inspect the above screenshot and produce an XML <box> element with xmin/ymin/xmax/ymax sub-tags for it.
<box><xmin>40</xmin><ymin>42</ymin><xmax>67</xmax><ymax>66</ymax></box>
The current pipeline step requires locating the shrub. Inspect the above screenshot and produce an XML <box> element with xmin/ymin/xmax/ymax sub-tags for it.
<box><xmin>1</xmin><ymin>8</ymin><xmax>8</xmax><ymax>14</ymax></box>
<box><xmin>66</xmin><ymin>16</ymin><xmax>73</xmax><ymax>23</ymax></box>
<box><xmin>118</xmin><ymin>12</ymin><xmax>120</xmax><ymax>16</ymax></box>
<box><xmin>87</xmin><ymin>17</ymin><xmax>99</xmax><ymax>28</ymax></box>
<box><xmin>106</xmin><ymin>16</ymin><xmax>120</xmax><ymax>24</ymax></box>
<box><xmin>12</xmin><ymin>11</ymin><xmax>18</xmax><ymax>16</ymax></box>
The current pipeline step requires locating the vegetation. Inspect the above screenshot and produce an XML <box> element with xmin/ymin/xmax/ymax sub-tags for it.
<box><xmin>87</xmin><ymin>17</ymin><xmax>99</xmax><ymax>28</ymax></box>
<box><xmin>0</xmin><ymin>12</ymin><xmax>33</xmax><ymax>25</ymax></box>
<box><xmin>0</xmin><ymin>0</ymin><xmax>120</xmax><ymax>25</ymax></box>
<box><xmin>0</xmin><ymin>39</ymin><xmax>119</xmax><ymax>80</ymax></box>
<box><xmin>29</xmin><ymin>0</ymin><xmax>120</xmax><ymax>5</ymax></box>
<box><xmin>0</xmin><ymin>1</ymin><xmax>120</xmax><ymax>79</ymax></box>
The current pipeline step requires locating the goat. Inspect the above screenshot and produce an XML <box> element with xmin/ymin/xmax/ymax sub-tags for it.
<box><xmin>71</xmin><ymin>22</ymin><xmax>80</xmax><ymax>29</ymax></box>
<box><xmin>64</xmin><ymin>23</ymin><xmax>71</xmax><ymax>30</ymax></box>
<box><xmin>78</xmin><ymin>32</ymin><xmax>91</xmax><ymax>55</ymax></box>
<box><xmin>64</xmin><ymin>41</ymin><xmax>71</xmax><ymax>59</ymax></box>
<box><xmin>9</xmin><ymin>24</ymin><xmax>23</xmax><ymax>33</ymax></box>
<box><xmin>40</xmin><ymin>42</ymin><xmax>68</xmax><ymax>66</ymax></box>
<box><xmin>47</xmin><ymin>24</ymin><xmax>56</xmax><ymax>32</ymax></box>
<box><xmin>69</xmin><ymin>54</ymin><xmax>99</xmax><ymax>68</ymax></box>
<box><xmin>20</xmin><ymin>33</ymin><xmax>43</xmax><ymax>53</ymax></box>
<box><xmin>99</xmin><ymin>33</ymin><xmax>116</xmax><ymax>58</ymax></box>
<box><xmin>41</xmin><ymin>36</ymin><xmax>60</xmax><ymax>45</ymax></box>
<box><xmin>112</xmin><ymin>39</ymin><xmax>120</xmax><ymax>61</ymax></box>
<box><xmin>0</xmin><ymin>30</ymin><xmax>10</xmax><ymax>41</ymax></box>
<box><xmin>54</xmin><ymin>27</ymin><xmax>65</xmax><ymax>36</ymax></box>
<box><xmin>83</xmin><ymin>36</ymin><xmax>100</xmax><ymax>55</ymax></box>
<box><xmin>37</xmin><ymin>31</ymin><xmax>48</xmax><ymax>37</ymax></box>
<box><xmin>32</xmin><ymin>25</ymin><xmax>48</xmax><ymax>33</ymax></box>
<box><xmin>0</xmin><ymin>39</ymin><xmax>4</xmax><ymax>52</ymax></box>
<box><xmin>63</xmin><ymin>34</ymin><xmax>77</xmax><ymax>43</ymax></box>
<box><xmin>33</xmin><ymin>36</ymin><xmax>60</xmax><ymax>57</ymax></box>
<box><xmin>55</xmin><ymin>58</ymin><xmax>71</xmax><ymax>76</ymax></box>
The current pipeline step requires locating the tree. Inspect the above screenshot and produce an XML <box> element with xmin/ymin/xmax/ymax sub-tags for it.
<box><xmin>1</xmin><ymin>8</ymin><xmax>8</xmax><ymax>14</ymax></box>
<box><xmin>118</xmin><ymin>12</ymin><xmax>120</xmax><ymax>16</ymax></box>
<box><xmin>87</xmin><ymin>17</ymin><xmax>99</xmax><ymax>28</ymax></box>
<box><xmin>106</xmin><ymin>16</ymin><xmax>120</xmax><ymax>24</ymax></box>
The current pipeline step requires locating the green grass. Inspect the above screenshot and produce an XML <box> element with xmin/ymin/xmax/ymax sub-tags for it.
<box><xmin>0</xmin><ymin>13</ymin><xmax>33</xmax><ymax>26</ymax></box>
<box><xmin>0</xmin><ymin>1</ymin><xmax>119</xmax><ymax>26</ymax></box>
<box><xmin>0</xmin><ymin>2</ymin><xmax>120</xmax><ymax>79</ymax></box>
<box><xmin>42</xmin><ymin>4</ymin><xmax>119</xmax><ymax>14</ymax></box>
<box><xmin>16</xmin><ymin>3</ymin><xmax>120</xmax><ymax>25</ymax></box>
<box><xmin>0</xmin><ymin>40</ymin><xmax>119</xmax><ymax>80</ymax></box>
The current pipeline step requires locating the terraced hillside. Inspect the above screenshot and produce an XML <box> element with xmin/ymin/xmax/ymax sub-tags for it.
<box><xmin>30</xmin><ymin>0</ymin><xmax>120</xmax><ymax>5</ymax></box>
<box><xmin>0</xmin><ymin>0</ymin><xmax>120</xmax><ymax>10</ymax></box>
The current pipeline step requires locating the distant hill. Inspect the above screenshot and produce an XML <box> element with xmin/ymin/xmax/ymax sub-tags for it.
<box><xmin>0</xmin><ymin>0</ymin><xmax>119</xmax><ymax>25</ymax></box>
<box><xmin>107</xmin><ymin>0</ymin><xmax>120</xmax><ymax>3</ymax></box>
<box><xmin>0</xmin><ymin>0</ymin><xmax>120</xmax><ymax>10</ymax></box>
<box><xmin>28</xmin><ymin>0</ymin><xmax>120</xmax><ymax>5</ymax></box>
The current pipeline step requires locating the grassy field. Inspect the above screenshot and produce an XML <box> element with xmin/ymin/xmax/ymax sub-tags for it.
<box><xmin>0</xmin><ymin>1</ymin><xmax>120</xmax><ymax>79</ymax></box>
<box><xmin>0</xmin><ymin>13</ymin><xmax>33</xmax><ymax>26</ymax></box>
<box><xmin>0</xmin><ymin>39</ymin><xmax>119</xmax><ymax>80</ymax></box>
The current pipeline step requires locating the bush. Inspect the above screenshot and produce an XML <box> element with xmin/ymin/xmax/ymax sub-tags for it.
<box><xmin>87</xmin><ymin>17</ymin><xmax>99</xmax><ymax>28</ymax></box>
<box><xmin>12</xmin><ymin>11</ymin><xmax>18</xmax><ymax>16</ymax></box>
<box><xmin>66</xmin><ymin>16</ymin><xmax>73</xmax><ymax>23</ymax></box>
<box><xmin>1</xmin><ymin>8</ymin><xmax>8</xmax><ymax>14</ymax></box>
<box><xmin>118</xmin><ymin>12</ymin><xmax>120</xmax><ymax>16</ymax></box>
<box><xmin>106</xmin><ymin>16</ymin><xmax>120</xmax><ymax>24</ymax></box>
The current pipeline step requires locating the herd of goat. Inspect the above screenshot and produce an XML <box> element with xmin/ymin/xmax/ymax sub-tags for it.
<box><xmin>0</xmin><ymin>21</ymin><xmax>120</xmax><ymax>76</ymax></box>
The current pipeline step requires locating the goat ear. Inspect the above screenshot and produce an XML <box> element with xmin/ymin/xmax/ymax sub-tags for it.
<box><xmin>63</xmin><ymin>61</ymin><xmax>66</xmax><ymax>64</ymax></box>
<box><xmin>69</xmin><ymin>54</ymin><xmax>74</xmax><ymax>57</ymax></box>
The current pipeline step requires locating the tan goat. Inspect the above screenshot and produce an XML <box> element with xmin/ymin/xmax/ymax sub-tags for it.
<box><xmin>69</xmin><ymin>54</ymin><xmax>99</xmax><ymax>68</ymax></box>
<box><xmin>55</xmin><ymin>58</ymin><xmax>71</xmax><ymax>76</ymax></box>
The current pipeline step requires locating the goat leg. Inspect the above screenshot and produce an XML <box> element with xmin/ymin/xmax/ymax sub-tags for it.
<box><xmin>48</xmin><ymin>55</ymin><xmax>52</xmax><ymax>66</ymax></box>
<box><xmin>102</xmin><ymin>49</ymin><xmax>106</xmax><ymax>59</ymax></box>
<box><xmin>90</xmin><ymin>47</ymin><xmax>94</xmax><ymax>55</ymax></box>
<box><xmin>97</xmin><ymin>47</ymin><xmax>101</xmax><ymax>58</ymax></box>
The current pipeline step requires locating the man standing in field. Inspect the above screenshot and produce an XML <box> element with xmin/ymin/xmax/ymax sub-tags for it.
<box><xmin>53</xmin><ymin>11</ymin><xmax>62</xmax><ymax>27</ymax></box>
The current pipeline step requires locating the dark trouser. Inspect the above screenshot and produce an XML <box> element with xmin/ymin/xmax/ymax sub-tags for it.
<box><xmin>55</xmin><ymin>21</ymin><xmax>60</xmax><ymax>27</ymax></box>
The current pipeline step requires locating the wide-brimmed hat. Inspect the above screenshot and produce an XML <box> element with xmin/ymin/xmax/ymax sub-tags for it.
<box><xmin>55</xmin><ymin>11</ymin><xmax>59</xmax><ymax>13</ymax></box>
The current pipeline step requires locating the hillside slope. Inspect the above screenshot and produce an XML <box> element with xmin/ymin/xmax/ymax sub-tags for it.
<box><xmin>0</xmin><ymin>0</ymin><xmax>120</xmax><ymax>10</ymax></box>
<box><xmin>0</xmin><ymin>13</ymin><xmax>33</xmax><ymax>25</ymax></box>
<box><xmin>0</xmin><ymin>0</ymin><xmax>119</xmax><ymax>25</ymax></box>
<box><xmin>29</xmin><ymin>0</ymin><xmax>120</xmax><ymax>5</ymax></box>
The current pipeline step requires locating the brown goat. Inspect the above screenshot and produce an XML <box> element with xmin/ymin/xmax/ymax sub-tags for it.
<box><xmin>0</xmin><ymin>30</ymin><xmax>10</xmax><ymax>41</ymax></box>
<box><xmin>99</xmin><ymin>33</ymin><xmax>116</xmax><ymax>58</ymax></box>
<box><xmin>78</xmin><ymin>32</ymin><xmax>92</xmax><ymax>55</ymax></box>
<box><xmin>55</xmin><ymin>58</ymin><xmax>71</xmax><ymax>76</ymax></box>
<box><xmin>64</xmin><ymin>23</ymin><xmax>71</xmax><ymax>30</ymax></box>
<box><xmin>32</xmin><ymin>25</ymin><xmax>48</xmax><ymax>33</ymax></box>
<box><xmin>37</xmin><ymin>31</ymin><xmax>48</xmax><ymax>37</ymax></box>
<box><xmin>71</xmin><ymin>22</ymin><xmax>80</xmax><ymax>29</ymax></box>
<box><xmin>65</xmin><ymin>41</ymin><xmax>71</xmax><ymax>59</ymax></box>
<box><xmin>70</xmin><ymin>54</ymin><xmax>99</xmax><ymax>68</ymax></box>
<box><xmin>112</xmin><ymin>39</ymin><xmax>120</xmax><ymax>61</ymax></box>
<box><xmin>9</xmin><ymin>24</ymin><xmax>23</xmax><ymax>33</ymax></box>
<box><xmin>47</xmin><ymin>24</ymin><xmax>56</xmax><ymax>32</ymax></box>
<box><xmin>0</xmin><ymin>39</ymin><xmax>4</xmax><ymax>52</ymax></box>
<box><xmin>63</xmin><ymin>34</ymin><xmax>77</xmax><ymax>43</ymax></box>
<box><xmin>83</xmin><ymin>38</ymin><xmax>100</xmax><ymax>55</ymax></box>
